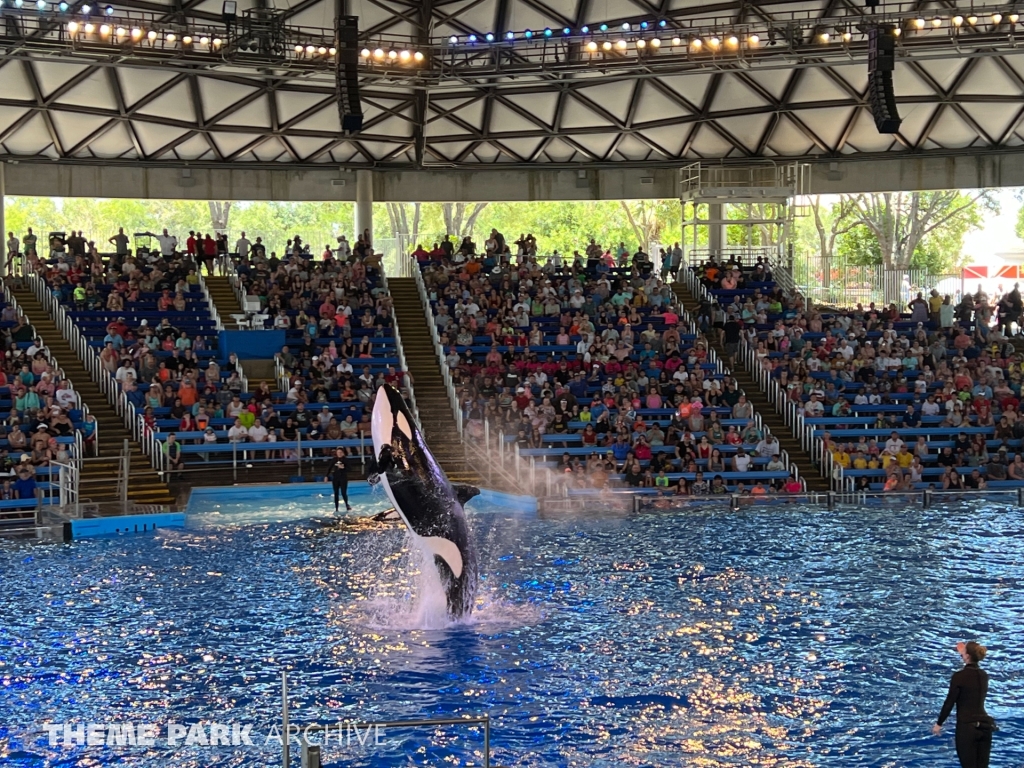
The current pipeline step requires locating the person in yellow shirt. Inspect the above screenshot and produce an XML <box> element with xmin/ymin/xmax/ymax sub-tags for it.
<box><xmin>832</xmin><ymin>445</ymin><xmax>851</xmax><ymax>469</ymax></box>
<box><xmin>928</xmin><ymin>289</ymin><xmax>943</xmax><ymax>325</ymax></box>
<box><xmin>852</xmin><ymin>451</ymin><xmax>869</xmax><ymax>470</ymax></box>
<box><xmin>881</xmin><ymin>450</ymin><xmax>897</xmax><ymax>470</ymax></box>
<box><xmin>896</xmin><ymin>446</ymin><xmax>914</xmax><ymax>469</ymax></box>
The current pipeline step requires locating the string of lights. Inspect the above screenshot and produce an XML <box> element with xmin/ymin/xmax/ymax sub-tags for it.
<box><xmin>440</xmin><ymin>5</ymin><xmax>1023</xmax><ymax>54</ymax></box>
<box><xmin>0</xmin><ymin>2</ymin><xmax>1019</xmax><ymax>72</ymax></box>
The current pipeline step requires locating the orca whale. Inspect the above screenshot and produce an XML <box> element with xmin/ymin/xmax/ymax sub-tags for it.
<box><xmin>370</xmin><ymin>384</ymin><xmax>479</xmax><ymax>619</ymax></box>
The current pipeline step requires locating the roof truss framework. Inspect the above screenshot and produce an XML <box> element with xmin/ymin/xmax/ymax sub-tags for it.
<box><xmin>0</xmin><ymin>0</ymin><xmax>1022</xmax><ymax>168</ymax></box>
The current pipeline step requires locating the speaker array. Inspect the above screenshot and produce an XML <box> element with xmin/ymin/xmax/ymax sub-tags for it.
<box><xmin>336</xmin><ymin>15</ymin><xmax>363</xmax><ymax>135</ymax></box>
<box><xmin>868</xmin><ymin>25</ymin><xmax>901</xmax><ymax>134</ymax></box>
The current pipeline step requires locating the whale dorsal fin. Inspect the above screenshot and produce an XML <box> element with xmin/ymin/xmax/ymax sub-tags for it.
<box><xmin>453</xmin><ymin>484</ymin><xmax>480</xmax><ymax>506</ymax></box>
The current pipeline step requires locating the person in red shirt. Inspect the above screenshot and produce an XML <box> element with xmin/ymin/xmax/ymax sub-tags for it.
<box><xmin>412</xmin><ymin>244</ymin><xmax>430</xmax><ymax>262</ymax></box>
<box><xmin>633</xmin><ymin>437</ymin><xmax>652</xmax><ymax>461</ymax></box>
<box><xmin>186</xmin><ymin>231</ymin><xmax>197</xmax><ymax>257</ymax></box>
<box><xmin>201</xmin><ymin>234</ymin><xmax>217</xmax><ymax>275</ymax></box>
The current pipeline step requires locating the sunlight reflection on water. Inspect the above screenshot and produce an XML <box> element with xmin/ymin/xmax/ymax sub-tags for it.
<box><xmin>0</xmin><ymin>498</ymin><xmax>1022</xmax><ymax>767</ymax></box>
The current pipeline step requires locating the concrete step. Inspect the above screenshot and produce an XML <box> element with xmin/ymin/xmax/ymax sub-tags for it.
<box><xmin>670</xmin><ymin>281</ymin><xmax>830</xmax><ymax>492</ymax></box>
<box><xmin>10</xmin><ymin>285</ymin><xmax>176</xmax><ymax>506</ymax></box>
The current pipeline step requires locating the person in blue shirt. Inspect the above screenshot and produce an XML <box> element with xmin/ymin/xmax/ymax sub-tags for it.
<box><xmin>972</xmin><ymin>379</ymin><xmax>993</xmax><ymax>400</ymax></box>
<box><xmin>903</xmin><ymin>405</ymin><xmax>921</xmax><ymax>428</ymax></box>
<box><xmin>103</xmin><ymin>330</ymin><xmax>124</xmax><ymax>350</ymax></box>
<box><xmin>13</xmin><ymin>468</ymin><xmax>37</xmax><ymax>502</ymax></box>
<box><xmin>611</xmin><ymin>435</ymin><xmax>631</xmax><ymax>462</ymax></box>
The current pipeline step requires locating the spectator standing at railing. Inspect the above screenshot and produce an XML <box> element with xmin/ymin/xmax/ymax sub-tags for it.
<box><xmin>236</xmin><ymin>232</ymin><xmax>251</xmax><ymax>265</ymax></box>
<box><xmin>7</xmin><ymin>231</ymin><xmax>20</xmax><ymax>260</ymax></box>
<box><xmin>22</xmin><ymin>228</ymin><xmax>37</xmax><ymax>258</ymax></box>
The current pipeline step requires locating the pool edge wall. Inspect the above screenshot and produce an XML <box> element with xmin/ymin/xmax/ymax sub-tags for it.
<box><xmin>186</xmin><ymin>482</ymin><xmax>538</xmax><ymax>516</ymax></box>
<box><xmin>67</xmin><ymin>513</ymin><xmax>187</xmax><ymax>540</ymax></box>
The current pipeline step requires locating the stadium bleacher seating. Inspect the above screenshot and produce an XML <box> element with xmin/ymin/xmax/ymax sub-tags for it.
<box><xmin>691</xmin><ymin>256</ymin><xmax>1024</xmax><ymax>493</ymax></box>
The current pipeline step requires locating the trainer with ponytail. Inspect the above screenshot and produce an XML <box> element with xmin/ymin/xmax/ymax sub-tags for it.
<box><xmin>933</xmin><ymin>640</ymin><xmax>995</xmax><ymax>768</ymax></box>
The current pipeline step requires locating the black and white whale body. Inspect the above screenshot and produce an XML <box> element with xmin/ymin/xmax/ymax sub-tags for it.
<box><xmin>371</xmin><ymin>384</ymin><xmax>479</xmax><ymax>619</ymax></box>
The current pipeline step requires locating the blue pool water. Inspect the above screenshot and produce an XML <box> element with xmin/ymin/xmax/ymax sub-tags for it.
<box><xmin>2</xmin><ymin>493</ymin><xmax>1024</xmax><ymax>767</ymax></box>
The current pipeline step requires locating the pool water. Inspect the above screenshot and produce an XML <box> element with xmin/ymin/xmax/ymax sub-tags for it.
<box><xmin>1</xmin><ymin>494</ymin><xmax>1023</xmax><ymax>767</ymax></box>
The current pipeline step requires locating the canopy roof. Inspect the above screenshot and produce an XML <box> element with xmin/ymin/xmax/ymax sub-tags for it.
<box><xmin>0</xmin><ymin>0</ymin><xmax>1020</xmax><ymax>169</ymax></box>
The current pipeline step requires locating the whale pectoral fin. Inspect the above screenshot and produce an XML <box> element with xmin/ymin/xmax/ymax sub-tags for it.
<box><xmin>453</xmin><ymin>484</ymin><xmax>480</xmax><ymax>506</ymax></box>
<box><xmin>376</xmin><ymin>444</ymin><xmax>394</xmax><ymax>473</ymax></box>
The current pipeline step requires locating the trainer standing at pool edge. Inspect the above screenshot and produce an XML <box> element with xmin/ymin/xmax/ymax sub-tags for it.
<box><xmin>331</xmin><ymin>448</ymin><xmax>351</xmax><ymax>513</ymax></box>
<box><xmin>933</xmin><ymin>641</ymin><xmax>994</xmax><ymax>768</ymax></box>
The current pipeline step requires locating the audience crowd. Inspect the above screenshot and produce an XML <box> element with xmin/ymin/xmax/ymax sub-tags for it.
<box><xmin>694</xmin><ymin>254</ymin><xmax>1024</xmax><ymax>493</ymax></box>
<box><xmin>0</xmin><ymin>303</ymin><xmax>92</xmax><ymax>509</ymax></box>
<box><xmin>416</xmin><ymin>230</ymin><xmax>800</xmax><ymax>497</ymax></box>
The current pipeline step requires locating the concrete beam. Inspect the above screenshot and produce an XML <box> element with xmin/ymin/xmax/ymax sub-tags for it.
<box><xmin>808</xmin><ymin>152</ymin><xmax>1024</xmax><ymax>195</ymax></box>
<box><xmin>5</xmin><ymin>149</ymin><xmax>1024</xmax><ymax>202</ymax></box>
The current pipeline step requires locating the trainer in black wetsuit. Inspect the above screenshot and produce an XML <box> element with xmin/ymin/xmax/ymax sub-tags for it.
<box><xmin>934</xmin><ymin>641</ymin><xmax>992</xmax><ymax>768</ymax></box>
<box><xmin>331</xmin><ymin>449</ymin><xmax>351</xmax><ymax>512</ymax></box>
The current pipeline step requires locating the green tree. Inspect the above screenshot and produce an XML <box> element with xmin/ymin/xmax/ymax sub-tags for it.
<box><xmin>843</xmin><ymin>190</ymin><xmax>996</xmax><ymax>271</ymax></box>
<box><xmin>1015</xmin><ymin>197</ymin><xmax>1024</xmax><ymax>242</ymax></box>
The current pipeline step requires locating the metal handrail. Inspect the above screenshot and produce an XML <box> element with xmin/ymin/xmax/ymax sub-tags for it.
<box><xmin>280</xmin><ymin>671</ymin><xmax>492</xmax><ymax>768</ymax></box>
<box><xmin>380</xmin><ymin>267</ymin><xmax>419</xmax><ymax>423</ymax></box>
<box><xmin>197</xmin><ymin>265</ymin><xmax>249</xmax><ymax>392</ymax></box>
<box><xmin>2</xmin><ymin>280</ymin><xmax>93</xmax><ymax>466</ymax></box>
<box><xmin>28</xmin><ymin>272</ymin><xmax>161</xmax><ymax>465</ymax></box>
<box><xmin>673</xmin><ymin>268</ymin><xmax>793</xmax><ymax>475</ymax></box>
<box><xmin>412</xmin><ymin>263</ymin><xmax>463</xmax><ymax>436</ymax></box>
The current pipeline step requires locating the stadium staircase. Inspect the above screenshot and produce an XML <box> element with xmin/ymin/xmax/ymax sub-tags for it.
<box><xmin>388</xmin><ymin>277</ymin><xmax>483</xmax><ymax>486</ymax></box>
<box><xmin>205</xmin><ymin>275</ymin><xmax>244</xmax><ymax>319</ymax></box>
<box><xmin>671</xmin><ymin>281</ymin><xmax>830</xmax><ymax>492</ymax></box>
<box><xmin>7</xmin><ymin>285</ymin><xmax>176</xmax><ymax>507</ymax></box>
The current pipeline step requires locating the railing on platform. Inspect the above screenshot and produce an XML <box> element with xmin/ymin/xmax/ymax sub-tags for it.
<box><xmin>150</xmin><ymin>435</ymin><xmax>372</xmax><ymax>482</ymax></box>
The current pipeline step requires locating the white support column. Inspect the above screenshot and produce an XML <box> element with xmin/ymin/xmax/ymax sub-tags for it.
<box><xmin>355</xmin><ymin>169</ymin><xmax>373</xmax><ymax>241</ymax></box>
<box><xmin>0</xmin><ymin>163</ymin><xmax>5</xmax><ymax>276</ymax></box>
<box><xmin>708</xmin><ymin>202</ymin><xmax>723</xmax><ymax>258</ymax></box>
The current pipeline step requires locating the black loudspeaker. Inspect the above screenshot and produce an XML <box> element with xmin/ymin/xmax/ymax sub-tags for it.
<box><xmin>336</xmin><ymin>15</ymin><xmax>363</xmax><ymax>135</ymax></box>
<box><xmin>868</xmin><ymin>25</ymin><xmax>901</xmax><ymax>133</ymax></box>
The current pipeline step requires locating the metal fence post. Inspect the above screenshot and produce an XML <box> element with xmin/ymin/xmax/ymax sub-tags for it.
<box><xmin>282</xmin><ymin>671</ymin><xmax>290</xmax><ymax>768</ymax></box>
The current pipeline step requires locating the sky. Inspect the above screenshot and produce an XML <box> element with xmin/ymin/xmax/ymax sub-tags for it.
<box><xmin>962</xmin><ymin>187</ymin><xmax>1023</xmax><ymax>266</ymax></box>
